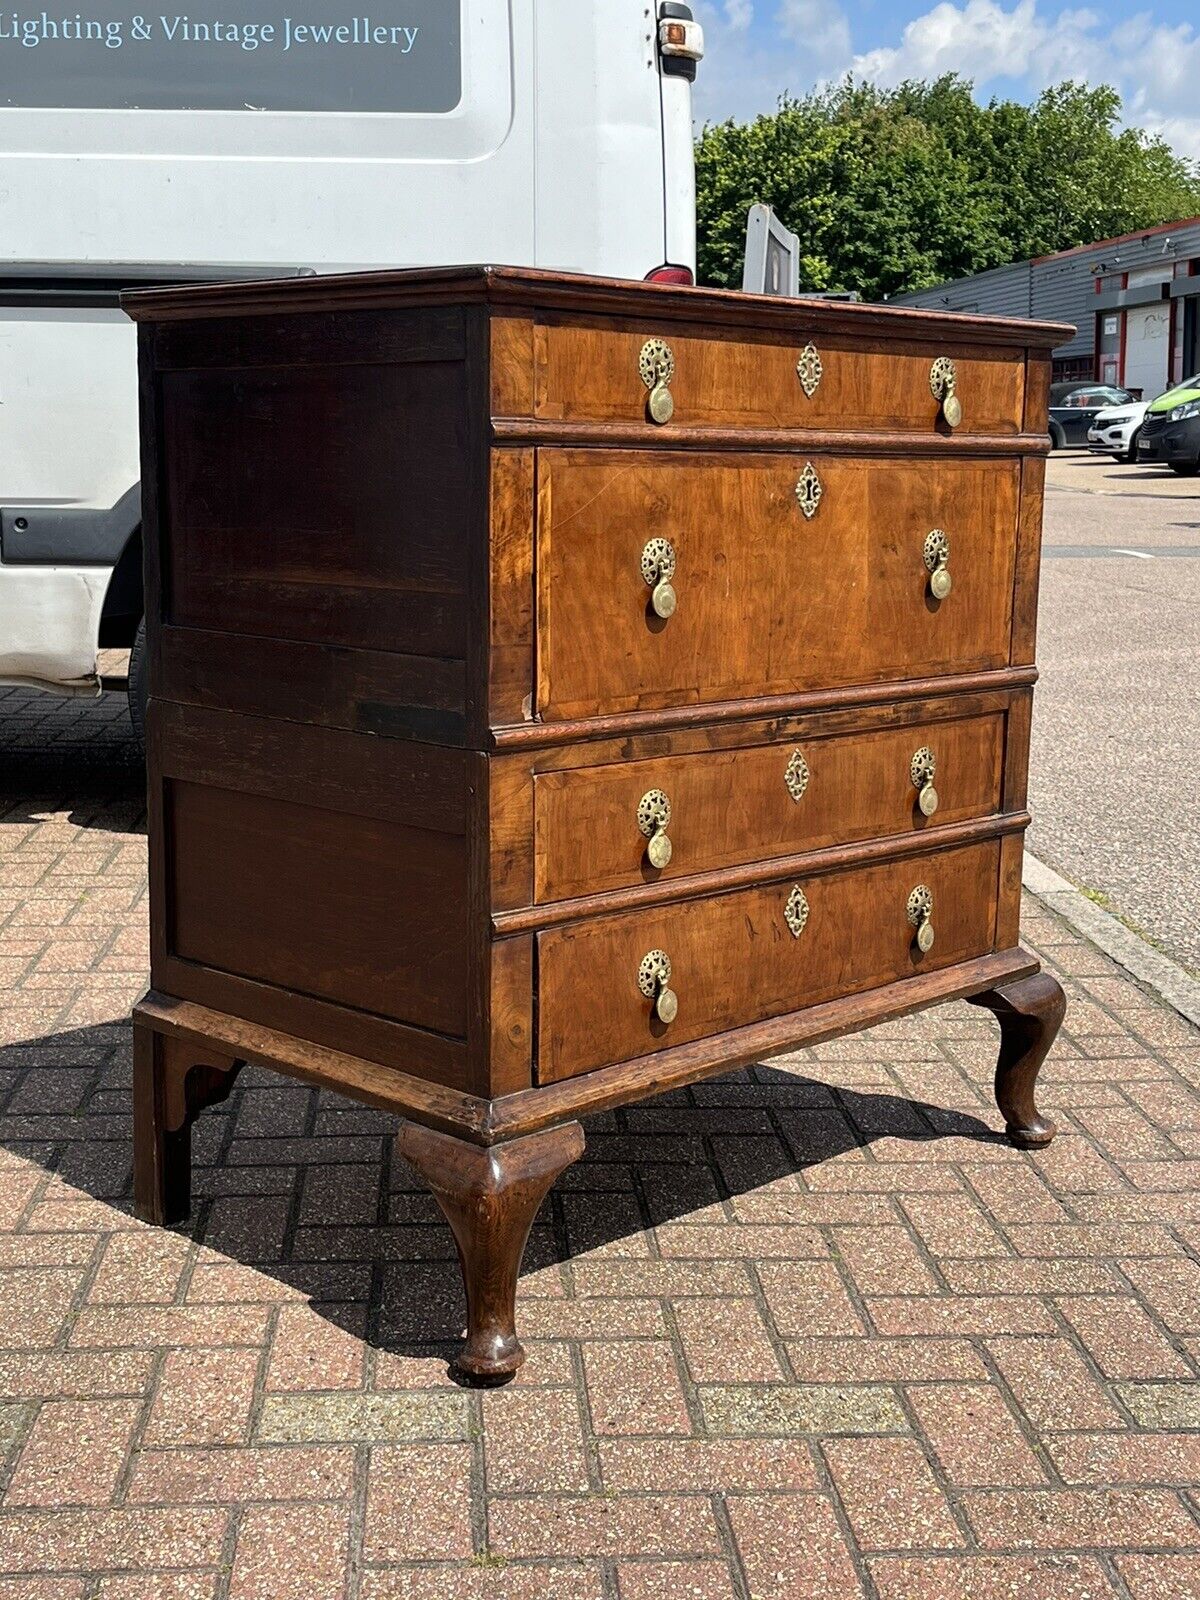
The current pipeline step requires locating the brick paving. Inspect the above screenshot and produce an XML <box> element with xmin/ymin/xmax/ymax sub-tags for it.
<box><xmin>1</xmin><ymin>688</ymin><xmax>1200</xmax><ymax>1598</ymax></box>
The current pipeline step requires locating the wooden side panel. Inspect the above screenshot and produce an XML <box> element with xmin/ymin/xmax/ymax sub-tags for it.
<box><xmin>996</xmin><ymin>833</ymin><xmax>1026</xmax><ymax>951</ymax></box>
<box><xmin>1024</xmin><ymin>353</ymin><xmax>1053</xmax><ymax>435</ymax></box>
<box><xmin>158</xmin><ymin>627</ymin><xmax>467</xmax><ymax>745</ymax></box>
<box><xmin>536</xmin><ymin>321</ymin><xmax>1025</xmax><ymax>435</ymax></box>
<box><xmin>534</xmin><ymin>712</ymin><xmax>1005</xmax><ymax>903</ymax></box>
<box><xmin>488</xmin><ymin>935</ymin><xmax>535</xmax><ymax>1096</ymax></box>
<box><xmin>1002</xmin><ymin>692</ymin><xmax>1034</xmax><ymax>813</ymax></box>
<box><xmin>154</xmin><ymin>710</ymin><xmax>470</xmax><ymax>1050</ymax></box>
<box><xmin>538</xmin><ymin>451</ymin><xmax>1021</xmax><ymax>720</ymax></box>
<box><xmin>491</xmin><ymin>315</ymin><xmax>536</xmax><ymax>415</ymax></box>
<box><xmin>160</xmin><ymin>359</ymin><xmax>469</xmax><ymax>656</ymax></box>
<box><xmin>488</xmin><ymin>450</ymin><xmax>536</xmax><ymax>726</ymax></box>
<box><xmin>490</xmin><ymin>756</ymin><xmax>536</xmax><ymax>913</ymax></box>
<box><xmin>537</xmin><ymin>841</ymin><xmax>1002</xmax><ymax>1082</ymax></box>
<box><xmin>167</xmin><ymin>782</ymin><xmax>467</xmax><ymax>1037</ymax></box>
<box><xmin>1012</xmin><ymin>455</ymin><xmax>1047</xmax><ymax>667</ymax></box>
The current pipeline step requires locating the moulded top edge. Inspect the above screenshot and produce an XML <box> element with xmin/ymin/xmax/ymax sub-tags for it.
<box><xmin>121</xmin><ymin>263</ymin><xmax>1074</xmax><ymax>351</ymax></box>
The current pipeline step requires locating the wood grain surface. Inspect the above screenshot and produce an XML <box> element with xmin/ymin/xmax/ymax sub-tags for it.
<box><xmin>529</xmin><ymin>321</ymin><xmax>1025</xmax><ymax>435</ymax></box>
<box><xmin>533</xmin><ymin>711</ymin><xmax>1004</xmax><ymax>903</ymax></box>
<box><xmin>128</xmin><ymin>270</ymin><xmax>1061</xmax><ymax>1352</ymax></box>
<box><xmin>537</xmin><ymin>840</ymin><xmax>1002</xmax><ymax>1082</ymax></box>
<box><xmin>537</xmin><ymin>450</ymin><xmax>1020</xmax><ymax>719</ymax></box>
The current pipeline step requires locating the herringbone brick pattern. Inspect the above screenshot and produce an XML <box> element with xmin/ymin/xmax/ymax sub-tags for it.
<box><xmin>2</xmin><ymin>689</ymin><xmax>1199</xmax><ymax>1598</ymax></box>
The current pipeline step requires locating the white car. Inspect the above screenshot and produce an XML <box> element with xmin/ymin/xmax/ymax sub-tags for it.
<box><xmin>1</xmin><ymin>0</ymin><xmax>704</xmax><ymax>739</ymax></box>
<box><xmin>1088</xmin><ymin>400</ymin><xmax>1148</xmax><ymax>462</ymax></box>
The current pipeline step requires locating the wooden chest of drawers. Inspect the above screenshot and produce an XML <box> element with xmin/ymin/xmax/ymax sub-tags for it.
<box><xmin>125</xmin><ymin>268</ymin><xmax>1069</xmax><ymax>1382</ymax></box>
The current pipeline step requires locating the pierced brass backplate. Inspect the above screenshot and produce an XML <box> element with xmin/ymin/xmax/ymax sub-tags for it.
<box><xmin>785</xmin><ymin>885</ymin><xmax>810</xmax><ymax>939</ymax></box>
<box><xmin>796</xmin><ymin>342</ymin><xmax>823</xmax><ymax>399</ymax></box>
<box><xmin>784</xmin><ymin>749</ymin><xmax>811</xmax><ymax>803</ymax></box>
<box><xmin>795</xmin><ymin>462</ymin><xmax>823</xmax><ymax>520</ymax></box>
<box><xmin>640</xmin><ymin>339</ymin><xmax>676</xmax><ymax>425</ymax></box>
<box><xmin>910</xmin><ymin>746</ymin><xmax>937</xmax><ymax>788</ymax></box>
<box><xmin>930</xmin><ymin>355</ymin><xmax>962</xmax><ymax>427</ymax></box>
<box><xmin>907</xmin><ymin>885</ymin><xmax>936</xmax><ymax>954</ymax></box>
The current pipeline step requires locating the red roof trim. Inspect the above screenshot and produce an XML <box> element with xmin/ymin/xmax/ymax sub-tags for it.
<box><xmin>1033</xmin><ymin>217</ymin><xmax>1200</xmax><ymax>265</ymax></box>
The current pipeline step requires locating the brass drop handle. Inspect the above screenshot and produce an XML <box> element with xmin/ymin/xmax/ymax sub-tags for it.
<box><xmin>641</xmin><ymin>537</ymin><xmax>678</xmax><ymax>619</ymax></box>
<box><xmin>910</xmin><ymin>746</ymin><xmax>940</xmax><ymax>817</ymax></box>
<box><xmin>640</xmin><ymin>339</ymin><xmax>676</xmax><ymax>425</ymax></box>
<box><xmin>907</xmin><ymin>885</ymin><xmax>936</xmax><ymax>954</ymax></box>
<box><xmin>930</xmin><ymin>356</ymin><xmax>962</xmax><ymax>427</ymax></box>
<box><xmin>638</xmin><ymin>788</ymin><xmax>673</xmax><ymax>869</ymax></box>
<box><xmin>638</xmin><ymin>949</ymin><xmax>679</xmax><ymax>1024</ymax></box>
<box><xmin>924</xmin><ymin>529</ymin><xmax>952</xmax><ymax>601</ymax></box>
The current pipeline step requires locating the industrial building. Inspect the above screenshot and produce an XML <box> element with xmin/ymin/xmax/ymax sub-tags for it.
<box><xmin>892</xmin><ymin>218</ymin><xmax>1200</xmax><ymax>397</ymax></box>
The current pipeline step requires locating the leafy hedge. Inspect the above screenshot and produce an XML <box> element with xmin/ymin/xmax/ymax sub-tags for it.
<box><xmin>696</xmin><ymin>77</ymin><xmax>1200</xmax><ymax>299</ymax></box>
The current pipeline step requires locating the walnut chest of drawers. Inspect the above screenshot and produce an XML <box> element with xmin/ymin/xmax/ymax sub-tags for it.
<box><xmin>124</xmin><ymin>267</ymin><xmax>1070</xmax><ymax>1382</ymax></box>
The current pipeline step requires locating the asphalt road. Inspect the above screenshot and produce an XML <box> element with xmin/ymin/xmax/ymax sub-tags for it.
<box><xmin>1029</xmin><ymin>449</ymin><xmax>1200</xmax><ymax>974</ymax></box>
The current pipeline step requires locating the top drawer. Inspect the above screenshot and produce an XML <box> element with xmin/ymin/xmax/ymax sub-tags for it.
<box><xmin>510</xmin><ymin>321</ymin><xmax>1026</xmax><ymax>437</ymax></box>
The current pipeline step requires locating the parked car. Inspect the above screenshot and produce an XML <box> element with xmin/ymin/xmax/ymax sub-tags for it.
<box><xmin>1136</xmin><ymin>372</ymin><xmax>1200</xmax><ymax>475</ymax></box>
<box><xmin>1048</xmin><ymin>383</ymin><xmax>1138</xmax><ymax>449</ymax></box>
<box><xmin>1087</xmin><ymin>400</ymin><xmax>1148</xmax><ymax>462</ymax></box>
<box><xmin>1</xmin><ymin>0</ymin><xmax>705</xmax><ymax>741</ymax></box>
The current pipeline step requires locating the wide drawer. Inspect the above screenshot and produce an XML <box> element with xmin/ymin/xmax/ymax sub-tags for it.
<box><xmin>529</xmin><ymin>322</ymin><xmax>1025</xmax><ymax>436</ymax></box>
<box><xmin>537</xmin><ymin>840</ymin><xmax>1002</xmax><ymax>1082</ymax></box>
<box><xmin>537</xmin><ymin>451</ymin><xmax>1019</xmax><ymax>720</ymax></box>
<box><xmin>534</xmin><ymin>711</ymin><xmax>1005</xmax><ymax>903</ymax></box>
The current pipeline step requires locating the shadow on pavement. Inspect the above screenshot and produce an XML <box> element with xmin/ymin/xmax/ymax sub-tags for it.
<box><xmin>0</xmin><ymin>1017</ymin><xmax>1007</xmax><ymax>1370</ymax></box>
<box><xmin>0</xmin><ymin>689</ymin><xmax>145</xmax><ymax>834</ymax></box>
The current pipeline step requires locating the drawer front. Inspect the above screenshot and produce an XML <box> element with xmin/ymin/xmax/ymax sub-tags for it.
<box><xmin>534</xmin><ymin>712</ymin><xmax>1004</xmax><ymax>903</ymax></box>
<box><xmin>537</xmin><ymin>841</ymin><xmax>1001</xmax><ymax>1082</ymax></box>
<box><xmin>537</xmin><ymin>451</ymin><xmax>1019</xmax><ymax>720</ymax></box>
<box><xmin>533</xmin><ymin>323</ymin><xmax>1025</xmax><ymax>436</ymax></box>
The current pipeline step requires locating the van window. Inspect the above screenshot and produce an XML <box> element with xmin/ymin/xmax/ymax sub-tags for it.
<box><xmin>0</xmin><ymin>2</ymin><xmax>461</xmax><ymax>113</ymax></box>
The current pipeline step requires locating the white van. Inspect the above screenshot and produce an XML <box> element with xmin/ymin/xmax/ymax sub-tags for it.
<box><xmin>0</xmin><ymin>1</ymin><xmax>703</xmax><ymax>729</ymax></box>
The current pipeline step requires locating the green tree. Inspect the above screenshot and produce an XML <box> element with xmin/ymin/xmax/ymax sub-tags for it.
<box><xmin>696</xmin><ymin>77</ymin><xmax>1200</xmax><ymax>298</ymax></box>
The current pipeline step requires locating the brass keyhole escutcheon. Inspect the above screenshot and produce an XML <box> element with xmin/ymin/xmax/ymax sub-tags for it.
<box><xmin>796</xmin><ymin>342</ymin><xmax>823</xmax><ymax>399</ymax></box>
<box><xmin>910</xmin><ymin>746</ymin><xmax>940</xmax><ymax>817</ymax></box>
<box><xmin>784</xmin><ymin>885</ymin><xmax>810</xmax><ymax>939</ymax></box>
<box><xmin>907</xmin><ymin>885</ymin><xmax>936</xmax><ymax>954</ymax></box>
<box><xmin>795</xmin><ymin>461</ymin><xmax>823</xmax><ymax>521</ymax></box>
<box><xmin>638</xmin><ymin>788</ymin><xmax>673</xmax><ymax>870</ymax></box>
<box><xmin>641</xmin><ymin>537</ymin><xmax>678</xmax><ymax>620</ymax></box>
<box><xmin>930</xmin><ymin>356</ymin><xmax>961</xmax><ymax>428</ymax></box>
<box><xmin>784</xmin><ymin>749</ymin><xmax>810</xmax><ymax>804</ymax></box>
<box><xmin>638</xmin><ymin>948</ymin><xmax>678</xmax><ymax>1024</ymax></box>
<box><xmin>924</xmin><ymin>529</ymin><xmax>952</xmax><ymax>601</ymax></box>
<box><xmin>640</xmin><ymin>339</ymin><xmax>676</xmax><ymax>425</ymax></box>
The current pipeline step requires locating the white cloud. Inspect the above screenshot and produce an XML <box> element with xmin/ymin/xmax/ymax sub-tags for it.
<box><xmin>848</xmin><ymin>2</ymin><xmax>1200</xmax><ymax>162</ymax></box>
<box><xmin>693</xmin><ymin>0</ymin><xmax>1200</xmax><ymax>165</ymax></box>
<box><xmin>777</xmin><ymin>0</ymin><xmax>851</xmax><ymax>56</ymax></box>
<box><xmin>692</xmin><ymin>0</ymin><xmax>853</xmax><ymax>122</ymax></box>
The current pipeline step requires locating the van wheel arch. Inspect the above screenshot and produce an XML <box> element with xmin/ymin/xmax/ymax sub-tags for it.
<box><xmin>98</xmin><ymin>526</ymin><xmax>144</xmax><ymax>650</ymax></box>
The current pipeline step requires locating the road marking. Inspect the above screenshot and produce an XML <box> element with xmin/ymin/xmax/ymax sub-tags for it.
<box><xmin>1042</xmin><ymin>544</ymin><xmax>1200</xmax><ymax>559</ymax></box>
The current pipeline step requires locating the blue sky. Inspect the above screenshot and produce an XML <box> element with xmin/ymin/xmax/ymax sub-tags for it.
<box><xmin>691</xmin><ymin>1</ymin><xmax>1200</xmax><ymax>162</ymax></box>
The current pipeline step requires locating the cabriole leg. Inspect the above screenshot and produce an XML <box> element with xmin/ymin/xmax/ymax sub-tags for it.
<box><xmin>133</xmin><ymin>1021</ymin><xmax>244</xmax><ymax>1226</ymax></box>
<box><xmin>397</xmin><ymin>1119</ymin><xmax>586</xmax><ymax>1385</ymax></box>
<box><xmin>968</xmin><ymin>970</ymin><xmax>1066</xmax><ymax>1148</ymax></box>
